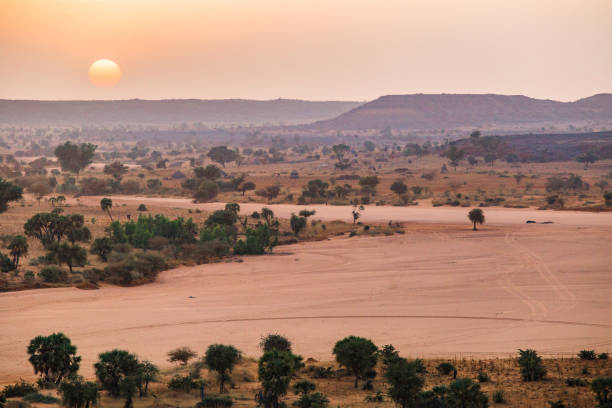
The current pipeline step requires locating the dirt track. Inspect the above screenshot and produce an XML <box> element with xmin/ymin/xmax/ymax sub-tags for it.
<box><xmin>1</xmin><ymin>202</ymin><xmax>611</xmax><ymax>383</ymax></box>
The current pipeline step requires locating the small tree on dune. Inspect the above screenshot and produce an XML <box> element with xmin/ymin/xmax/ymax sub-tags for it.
<box><xmin>27</xmin><ymin>332</ymin><xmax>81</xmax><ymax>384</ymax></box>
<box><xmin>332</xmin><ymin>336</ymin><xmax>378</xmax><ymax>389</ymax></box>
<box><xmin>167</xmin><ymin>347</ymin><xmax>197</xmax><ymax>366</ymax></box>
<box><xmin>204</xmin><ymin>344</ymin><xmax>241</xmax><ymax>393</ymax></box>
<box><xmin>468</xmin><ymin>208</ymin><xmax>485</xmax><ymax>231</ymax></box>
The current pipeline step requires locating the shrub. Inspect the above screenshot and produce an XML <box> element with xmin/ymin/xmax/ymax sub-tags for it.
<box><xmin>599</xmin><ymin>353</ymin><xmax>609</xmax><ymax>360</ymax></box>
<box><xmin>196</xmin><ymin>396</ymin><xmax>233</xmax><ymax>408</ymax></box>
<box><xmin>2</xmin><ymin>380</ymin><xmax>37</xmax><ymax>398</ymax></box>
<box><xmin>518</xmin><ymin>349</ymin><xmax>546</xmax><ymax>381</ymax></box>
<box><xmin>492</xmin><ymin>389</ymin><xmax>506</xmax><ymax>404</ymax></box>
<box><xmin>38</xmin><ymin>266</ymin><xmax>69</xmax><ymax>283</ymax></box>
<box><xmin>0</xmin><ymin>252</ymin><xmax>16</xmax><ymax>272</ymax></box>
<box><xmin>104</xmin><ymin>252</ymin><xmax>167</xmax><ymax>285</ymax></box>
<box><xmin>446</xmin><ymin>378</ymin><xmax>488</xmax><ymax>408</ymax></box>
<box><xmin>579</xmin><ymin>350</ymin><xmax>597</xmax><ymax>360</ymax></box>
<box><xmin>477</xmin><ymin>371</ymin><xmax>490</xmax><ymax>383</ymax></box>
<box><xmin>137</xmin><ymin>204</ymin><xmax>148</xmax><ymax>211</ymax></box>
<box><xmin>548</xmin><ymin>400</ymin><xmax>566</xmax><ymax>408</ymax></box>
<box><xmin>592</xmin><ymin>378</ymin><xmax>612</xmax><ymax>407</ymax></box>
<box><xmin>364</xmin><ymin>391</ymin><xmax>384</xmax><ymax>403</ymax></box>
<box><xmin>566</xmin><ymin>377</ymin><xmax>587</xmax><ymax>387</ymax></box>
<box><xmin>22</xmin><ymin>392</ymin><xmax>60</xmax><ymax>404</ymax></box>
<box><xmin>168</xmin><ymin>374</ymin><xmax>199</xmax><ymax>393</ymax></box>
<box><xmin>436</xmin><ymin>362</ymin><xmax>456</xmax><ymax>376</ymax></box>
<box><xmin>194</xmin><ymin>179</ymin><xmax>219</xmax><ymax>202</ymax></box>
<box><xmin>294</xmin><ymin>392</ymin><xmax>329</xmax><ymax>408</ymax></box>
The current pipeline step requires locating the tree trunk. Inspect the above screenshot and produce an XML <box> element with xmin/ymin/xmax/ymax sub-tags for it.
<box><xmin>473</xmin><ymin>222</ymin><xmax>477</xmax><ymax>231</ymax></box>
<box><xmin>354</xmin><ymin>377</ymin><xmax>359</xmax><ymax>388</ymax></box>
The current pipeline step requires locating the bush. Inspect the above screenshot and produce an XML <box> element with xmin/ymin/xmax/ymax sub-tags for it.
<box><xmin>492</xmin><ymin>389</ymin><xmax>506</xmax><ymax>403</ymax></box>
<box><xmin>196</xmin><ymin>396</ymin><xmax>233</xmax><ymax>408</ymax></box>
<box><xmin>599</xmin><ymin>353</ymin><xmax>609</xmax><ymax>360</ymax></box>
<box><xmin>477</xmin><ymin>371</ymin><xmax>490</xmax><ymax>383</ymax></box>
<box><xmin>137</xmin><ymin>204</ymin><xmax>148</xmax><ymax>211</ymax></box>
<box><xmin>592</xmin><ymin>378</ymin><xmax>612</xmax><ymax>407</ymax></box>
<box><xmin>2</xmin><ymin>380</ymin><xmax>37</xmax><ymax>398</ymax></box>
<box><xmin>518</xmin><ymin>349</ymin><xmax>546</xmax><ymax>381</ymax></box>
<box><xmin>436</xmin><ymin>362</ymin><xmax>456</xmax><ymax>375</ymax></box>
<box><xmin>167</xmin><ymin>374</ymin><xmax>199</xmax><ymax>393</ymax></box>
<box><xmin>38</xmin><ymin>266</ymin><xmax>69</xmax><ymax>283</ymax></box>
<box><xmin>22</xmin><ymin>393</ymin><xmax>60</xmax><ymax>404</ymax></box>
<box><xmin>579</xmin><ymin>350</ymin><xmax>597</xmax><ymax>360</ymax></box>
<box><xmin>0</xmin><ymin>252</ymin><xmax>16</xmax><ymax>272</ymax></box>
<box><xmin>104</xmin><ymin>253</ymin><xmax>167</xmax><ymax>285</ymax></box>
<box><xmin>566</xmin><ymin>377</ymin><xmax>587</xmax><ymax>387</ymax></box>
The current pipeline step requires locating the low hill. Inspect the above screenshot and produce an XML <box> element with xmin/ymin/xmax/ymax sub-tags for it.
<box><xmin>303</xmin><ymin>93</ymin><xmax>612</xmax><ymax>131</ymax></box>
<box><xmin>0</xmin><ymin>99</ymin><xmax>361</xmax><ymax>126</ymax></box>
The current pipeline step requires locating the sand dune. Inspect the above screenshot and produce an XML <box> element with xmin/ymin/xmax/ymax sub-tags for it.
<box><xmin>1</xmin><ymin>207</ymin><xmax>611</xmax><ymax>382</ymax></box>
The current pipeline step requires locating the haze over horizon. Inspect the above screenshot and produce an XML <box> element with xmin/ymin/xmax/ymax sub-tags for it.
<box><xmin>1</xmin><ymin>0</ymin><xmax>611</xmax><ymax>102</ymax></box>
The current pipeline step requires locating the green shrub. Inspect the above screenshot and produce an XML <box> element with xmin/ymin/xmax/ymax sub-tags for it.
<box><xmin>22</xmin><ymin>392</ymin><xmax>60</xmax><ymax>404</ymax></box>
<box><xmin>492</xmin><ymin>389</ymin><xmax>506</xmax><ymax>403</ymax></box>
<box><xmin>436</xmin><ymin>362</ymin><xmax>456</xmax><ymax>376</ymax></box>
<box><xmin>592</xmin><ymin>378</ymin><xmax>612</xmax><ymax>407</ymax></box>
<box><xmin>477</xmin><ymin>371</ymin><xmax>490</xmax><ymax>383</ymax></box>
<box><xmin>167</xmin><ymin>374</ymin><xmax>198</xmax><ymax>393</ymax></box>
<box><xmin>599</xmin><ymin>353</ymin><xmax>609</xmax><ymax>360</ymax></box>
<box><xmin>518</xmin><ymin>349</ymin><xmax>546</xmax><ymax>381</ymax></box>
<box><xmin>566</xmin><ymin>377</ymin><xmax>587</xmax><ymax>387</ymax></box>
<box><xmin>579</xmin><ymin>350</ymin><xmax>597</xmax><ymax>360</ymax></box>
<box><xmin>104</xmin><ymin>253</ymin><xmax>167</xmax><ymax>285</ymax></box>
<box><xmin>38</xmin><ymin>266</ymin><xmax>69</xmax><ymax>283</ymax></box>
<box><xmin>137</xmin><ymin>204</ymin><xmax>148</xmax><ymax>211</ymax></box>
<box><xmin>2</xmin><ymin>380</ymin><xmax>37</xmax><ymax>398</ymax></box>
<box><xmin>364</xmin><ymin>391</ymin><xmax>384</xmax><ymax>403</ymax></box>
<box><xmin>0</xmin><ymin>252</ymin><xmax>16</xmax><ymax>272</ymax></box>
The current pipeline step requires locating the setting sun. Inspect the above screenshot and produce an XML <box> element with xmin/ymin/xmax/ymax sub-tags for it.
<box><xmin>88</xmin><ymin>59</ymin><xmax>121</xmax><ymax>88</ymax></box>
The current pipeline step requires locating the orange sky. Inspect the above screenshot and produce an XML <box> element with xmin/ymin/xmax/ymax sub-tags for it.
<box><xmin>1</xmin><ymin>0</ymin><xmax>611</xmax><ymax>101</ymax></box>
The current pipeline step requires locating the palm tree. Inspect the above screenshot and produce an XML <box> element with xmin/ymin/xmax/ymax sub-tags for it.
<box><xmin>468</xmin><ymin>208</ymin><xmax>485</xmax><ymax>231</ymax></box>
<box><xmin>100</xmin><ymin>198</ymin><xmax>113</xmax><ymax>221</ymax></box>
<box><xmin>8</xmin><ymin>235</ymin><xmax>28</xmax><ymax>268</ymax></box>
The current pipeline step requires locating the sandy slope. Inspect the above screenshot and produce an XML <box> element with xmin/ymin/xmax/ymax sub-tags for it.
<box><xmin>1</xmin><ymin>204</ymin><xmax>611</xmax><ymax>383</ymax></box>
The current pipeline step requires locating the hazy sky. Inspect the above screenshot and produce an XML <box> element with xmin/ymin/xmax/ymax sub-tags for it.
<box><xmin>1</xmin><ymin>0</ymin><xmax>611</xmax><ymax>101</ymax></box>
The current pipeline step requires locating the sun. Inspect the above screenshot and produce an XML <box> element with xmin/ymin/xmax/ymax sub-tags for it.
<box><xmin>88</xmin><ymin>59</ymin><xmax>121</xmax><ymax>87</ymax></box>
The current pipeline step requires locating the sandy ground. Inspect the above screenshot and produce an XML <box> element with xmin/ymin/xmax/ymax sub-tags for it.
<box><xmin>75</xmin><ymin>195</ymin><xmax>612</xmax><ymax>226</ymax></box>
<box><xmin>1</xmin><ymin>202</ymin><xmax>611</xmax><ymax>383</ymax></box>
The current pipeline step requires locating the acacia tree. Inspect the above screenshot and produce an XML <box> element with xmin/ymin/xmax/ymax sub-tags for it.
<box><xmin>104</xmin><ymin>161</ymin><xmax>129</xmax><ymax>181</ymax></box>
<box><xmin>27</xmin><ymin>333</ymin><xmax>81</xmax><ymax>384</ymax></box>
<box><xmin>167</xmin><ymin>347</ymin><xmax>197</xmax><ymax>366</ymax></box>
<box><xmin>332</xmin><ymin>144</ymin><xmax>351</xmax><ymax>170</ymax></box>
<box><xmin>238</xmin><ymin>181</ymin><xmax>256</xmax><ymax>196</ymax></box>
<box><xmin>332</xmin><ymin>336</ymin><xmax>378</xmax><ymax>388</ymax></box>
<box><xmin>446</xmin><ymin>145</ymin><xmax>465</xmax><ymax>171</ymax></box>
<box><xmin>390</xmin><ymin>180</ymin><xmax>408</xmax><ymax>203</ymax></box>
<box><xmin>8</xmin><ymin>235</ymin><xmax>28</xmax><ymax>268</ymax></box>
<box><xmin>204</xmin><ymin>344</ymin><xmax>241</xmax><ymax>393</ymax></box>
<box><xmin>47</xmin><ymin>242</ymin><xmax>87</xmax><ymax>273</ymax></box>
<box><xmin>0</xmin><ymin>178</ymin><xmax>23</xmax><ymax>214</ymax></box>
<box><xmin>54</xmin><ymin>142</ymin><xmax>97</xmax><ymax>179</ymax></box>
<box><xmin>100</xmin><ymin>198</ymin><xmax>113</xmax><ymax>221</ymax></box>
<box><xmin>467</xmin><ymin>208</ymin><xmax>485</xmax><ymax>231</ymax></box>
<box><xmin>207</xmin><ymin>146</ymin><xmax>237</xmax><ymax>167</ymax></box>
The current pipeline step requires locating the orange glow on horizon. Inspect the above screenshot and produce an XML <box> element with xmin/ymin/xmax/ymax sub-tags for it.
<box><xmin>88</xmin><ymin>59</ymin><xmax>121</xmax><ymax>88</ymax></box>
